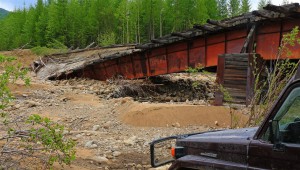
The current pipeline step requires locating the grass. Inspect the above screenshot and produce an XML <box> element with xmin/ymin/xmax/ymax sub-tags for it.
<box><xmin>31</xmin><ymin>46</ymin><xmax>68</xmax><ymax>56</ymax></box>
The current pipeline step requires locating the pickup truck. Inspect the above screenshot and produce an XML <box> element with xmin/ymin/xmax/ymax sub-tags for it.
<box><xmin>150</xmin><ymin>68</ymin><xmax>300</xmax><ymax>170</ymax></box>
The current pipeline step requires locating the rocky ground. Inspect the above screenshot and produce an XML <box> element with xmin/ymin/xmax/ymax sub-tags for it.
<box><xmin>0</xmin><ymin>50</ymin><xmax>248</xmax><ymax>170</ymax></box>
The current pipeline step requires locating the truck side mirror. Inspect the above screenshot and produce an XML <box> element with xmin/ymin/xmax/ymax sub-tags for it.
<box><xmin>269</xmin><ymin>120</ymin><xmax>280</xmax><ymax>144</ymax></box>
<box><xmin>269</xmin><ymin>120</ymin><xmax>285</xmax><ymax>152</ymax></box>
<box><xmin>150</xmin><ymin>136</ymin><xmax>177</xmax><ymax>167</ymax></box>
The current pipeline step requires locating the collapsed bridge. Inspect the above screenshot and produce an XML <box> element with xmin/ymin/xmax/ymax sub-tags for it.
<box><xmin>34</xmin><ymin>3</ymin><xmax>300</xmax><ymax>105</ymax></box>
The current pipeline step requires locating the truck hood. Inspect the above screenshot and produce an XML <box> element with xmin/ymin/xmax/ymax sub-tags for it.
<box><xmin>184</xmin><ymin>127</ymin><xmax>258</xmax><ymax>141</ymax></box>
<box><xmin>176</xmin><ymin>127</ymin><xmax>258</xmax><ymax>164</ymax></box>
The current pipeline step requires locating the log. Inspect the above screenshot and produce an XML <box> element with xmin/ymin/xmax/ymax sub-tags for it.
<box><xmin>85</xmin><ymin>42</ymin><xmax>95</xmax><ymax>49</ymax></box>
<box><xmin>264</xmin><ymin>3</ymin><xmax>299</xmax><ymax>13</ymax></box>
<box><xmin>193</xmin><ymin>24</ymin><xmax>216</xmax><ymax>32</ymax></box>
<box><xmin>252</xmin><ymin>10</ymin><xmax>274</xmax><ymax>18</ymax></box>
<box><xmin>241</xmin><ymin>24</ymin><xmax>256</xmax><ymax>53</ymax></box>
<box><xmin>171</xmin><ymin>32</ymin><xmax>191</xmax><ymax>38</ymax></box>
<box><xmin>207</xmin><ymin>19</ymin><xmax>229</xmax><ymax>28</ymax></box>
<box><xmin>151</xmin><ymin>39</ymin><xmax>167</xmax><ymax>44</ymax></box>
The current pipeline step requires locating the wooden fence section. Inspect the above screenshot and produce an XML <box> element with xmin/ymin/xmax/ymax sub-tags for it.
<box><xmin>219</xmin><ymin>54</ymin><xmax>249</xmax><ymax>104</ymax></box>
<box><xmin>215</xmin><ymin>53</ymin><xmax>264</xmax><ymax>105</ymax></box>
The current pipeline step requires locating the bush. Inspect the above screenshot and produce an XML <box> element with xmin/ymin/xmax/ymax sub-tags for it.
<box><xmin>0</xmin><ymin>54</ymin><xmax>76</xmax><ymax>169</ymax></box>
<box><xmin>31</xmin><ymin>46</ymin><xmax>68</xmax><ymax>56</ymax></box>
<box><xmin>248</xmin><ymin>27</ymin><xmax>300</xmax><ymax>126</ymax></box>
<box><xmin>98</xmin><ymin>32</ymin><xmax>116</xmax><ymax>46</ymax></box>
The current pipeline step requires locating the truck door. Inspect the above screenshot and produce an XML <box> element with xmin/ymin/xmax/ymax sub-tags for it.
<box><xmin>248</xmin><ymin>84</ymin><xmax>300</xmax><ymax>170</ymax></box>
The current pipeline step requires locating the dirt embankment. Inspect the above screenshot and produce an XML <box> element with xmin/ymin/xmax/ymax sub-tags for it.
<box><xmin>119</xmin><ymin>102</ymin><xmax>247</xmax><ymax>128</ymax></box>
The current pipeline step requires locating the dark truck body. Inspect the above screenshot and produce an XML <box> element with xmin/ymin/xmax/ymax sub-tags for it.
<box><xmin>150</xmin><ymin>68</ymin><xmax>300</xmax><ymax>170</ymax></box>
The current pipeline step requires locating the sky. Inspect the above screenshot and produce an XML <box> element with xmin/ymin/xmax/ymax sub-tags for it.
<box><xmin>0</xmin><ymin>0</ymin><xmax>300</xmax><ymax>11</ymax></box>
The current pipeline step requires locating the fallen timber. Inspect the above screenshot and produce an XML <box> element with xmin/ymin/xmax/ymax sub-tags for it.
<box><xmin>33</xmin><ymin>3</ymin><xmax>300</xmax><ymax>104</ymax></box>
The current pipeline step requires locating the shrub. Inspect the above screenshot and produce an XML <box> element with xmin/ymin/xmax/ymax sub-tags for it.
<box><xmin>248</xmin><ymin>27</ymin><xmax>300</xmax><ymax>126</ymax></box>
<box><xmin>0</xmin><ymin>54</ymin><xmax>75</xmax><ymax>169</ymax></box>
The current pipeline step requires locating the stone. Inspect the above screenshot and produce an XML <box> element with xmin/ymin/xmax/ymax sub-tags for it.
<box><xmin>75</xmin><ymin>134</ymin><xmax>82</xmax><ymax>138</ymax></box>
<box><xmin>60</xmin><ymin>97</ymin><xmax>69</xmax><ymax>102</ymax></box>
<box><xmin>103</xmin><ymin>121</ymin><xmax>112</xmax><ymax>129</ymax></box>
<box><xmin>112</xmin><ymin>151</ymin><xmax>121</xmax><ymax>157</ymax></box>
<box><xmin>91</xmin><ymin>156</ymin><xmax>109</xmax><ymax>164</ymax></box>
<box><xmin>106</xmin><ymin>155</ymin><xmax>113</xmax><ymax>159</ymax></box>
<box><xmin>85</xmin><ymin>141</ymin><xmax>98</xmax><ymax>148</ymax></box>
<box><xmin>172</xmin><ymin>122</ymin><xmax>180</xmax><ymax>128</ymax></box>
<box><xmin>215</xmin><ymin>121</ymin><xmax>219</xmax><ymax>126</ymax></box>
<box><xmin>92</xmin><ymin>125</ymin><xmax>100</xmax><ymax>131</ymax></box>
<box><xmin>71</xmin><ymin>137</ymin><xmax>78</xmax><ymax>141</ymax></box>
<box><xmin>14</xmin><ymin>104</ymin><xmax>21</xmax><ymax>109</ymax></box>
<box><xmin>136</xmin><ymin>164</ymin><xmax>142</xmax><ymax>169</ymax></box>
<box><xmin>63</xmin><ymin>130</ymin><xmax>69</xmax><ymax>135</ymax></box>
<box><xmin>26</xmin><ymin>101</ymin><xmax>41</xmax><ymax>108</ymax></box>
<box><xmin>207</xmin><ymin>93</ymin><xmax>214</xmax><ymax>99</ymax></box>
<box><xmin>124</xmin><ymin>136</ymin><xmax>137</xmax><ymax>146</ymax></box>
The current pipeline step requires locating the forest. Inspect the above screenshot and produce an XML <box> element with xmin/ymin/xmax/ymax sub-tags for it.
<box><xmin>0</xmin><ymin>0</ymin><xmax>282</xmax><ymax>51</ymax></box>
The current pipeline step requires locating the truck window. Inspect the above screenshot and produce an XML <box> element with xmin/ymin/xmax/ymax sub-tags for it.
<box><xmin>262</xmin><ymin>87</ymin><xmax>300</xmax><ymax>143</ymax></box>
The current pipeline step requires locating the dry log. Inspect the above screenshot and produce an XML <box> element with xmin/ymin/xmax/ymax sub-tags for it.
<box><xmin>151</xmin><ymin>39</ymin><xmax>168</xmax><ymax>44</ymax></box>
<box><xmin>252</xmin><ymin>10</ymin><xmax>274</xmax><ymax>18</ymax></box>
<box><xmin>207</xmin><ymin>19</ymin><xmax>229</xmax><ymax>28</ymax></box>
<box><xmin>171</xmin><ymin>32</ymin><xmax>190</xmax><ymax>38</ymax></box>
<box><xmin>264</xmin><ymin>3</ymin><xmax>299</xmax><ymax>13</ymax></box>
<box><xmin>193</xmin><ymin>24</ymin><xmax>216</xmax><ymax>32</ymax></box>
<box><xmin>241</xmin><ymin>24</ymin><xmax>256</xmax><ymax>53</ymax></box>
<box><xmin>85</xmin><ymin>42</ymin><xmax>95</xmax><ymax>49</ymax></box>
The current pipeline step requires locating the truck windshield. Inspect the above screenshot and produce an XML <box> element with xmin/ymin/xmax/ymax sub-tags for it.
<box><xmin>274</xmin><ymin>87</ymin><xmax>300</xmax><ymax>126</ymax></box>
<box><xmin>261</xmin><ymin>87</ymin><xmax>300</xmax><ymax>142</ymax></box>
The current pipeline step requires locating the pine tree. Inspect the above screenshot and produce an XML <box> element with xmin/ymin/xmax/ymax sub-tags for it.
<box><xmin>205</xmin><ymin>0</ymin><xmax>219</xmax><ymax>20</ymax></box>
<box><xmin>282</xmin><ymin>0</ymin><xmax>289</xmax><ymax>5</ymax></box>
<box><xmin>241</xmin><ymin>0</ymin><xmax>251</xmax><ymax>13</ymax></box>
<box><xmin>258</xmin><ymin>0</ymin><xmax>267</xmax><ymax>9</ymax></box>
<box><xmin>228</xmin><ymin>0</ymin><xmax>241</xmax><ymax>17</ymax></box>
<box><xmin>194</xmin><ymin>0</ymin><xmax>209</xmax><ymax>24</ymax></box>
<box><xmin>217</xmin><ymin>0</ymin><xmax>228</xmax><ymax>19</ymax></box>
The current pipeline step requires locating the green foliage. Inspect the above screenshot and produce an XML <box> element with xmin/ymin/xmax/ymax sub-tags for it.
<box><xmin>26</xmin><ymin>114</ymin><xmax>76</xmax><ymax>166</ymax></box>
<box><xmin>219</xmin><ymin>85</ymin><xmax>233</xmax><ymax>102</ymax></box>
<box><xmin>248</xmin><ymin>27</ymin><xmax>300</xmax><ymax>126</ymax></box>
<box><xmin>185</xmin><ymin>65</ymin><xmax>204</xmax><ymax>74</ymax></box>
<box><xmin>98</xmin><ymin>32</ymin><xmax>116</xmax><ymax>46</ymax></box>
<box><xmin>0</xmin><ymin>0</ymin><xmax>240</xmax><ymax>50</ymax></box>
<box><xmin>258</xmin><ymin>0</ymin><xmax>272</xmax><ymax>9</ymax></box>
<box><xmin>31</xmin><ymin>46</ymin><xmax>68</xmax><ymax>56</ymax></box>
<box><xmin>0</xmin><ymin>55</ymin><xmax>28</xmax><ymax>118</ymax></box>
<box><xmin>241</xmin><ymin>0</ymin><xmax>251</xmax><ymax>13</ymax></box>
<box><xmin>228</xmin><ymin>0</ymin><xmax>241</xmax><ymax>17</ymax></box>
<box><xmin>217</xmin><ymin>0</ymin><xmax>229</xmax><ymax>19</ymax></box>
<box><xmin>218</xmin><ymin>84</ymin><xmax>242</xmax><ymax>128</ymax></box>
<box><xmin>0</xmin><ymin>54</ymin><xmax>75</xmax><ymax>168</ymax></box>
<box><xmin>282</xmin><ymin>0</ymin><xmax>290</xmax><ymax>5</ymax></box>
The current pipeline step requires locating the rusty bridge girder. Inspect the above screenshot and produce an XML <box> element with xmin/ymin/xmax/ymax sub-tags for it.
<box><xmin>87</xmin><ymin>19</ymin><xmax>300</xmax><ymax>81</ymax></box>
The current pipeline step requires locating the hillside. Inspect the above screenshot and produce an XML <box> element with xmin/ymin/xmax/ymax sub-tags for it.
<box><xmin>0</xmin><ymin>8</ymin><xmax>9</xmax><ymax>20</ymax></box>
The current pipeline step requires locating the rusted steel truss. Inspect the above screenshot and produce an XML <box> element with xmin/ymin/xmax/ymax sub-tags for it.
<box><xmin>38</xmin><ymin>3</ymin><xmax>300</xmax><ymax>81</ymax></box>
